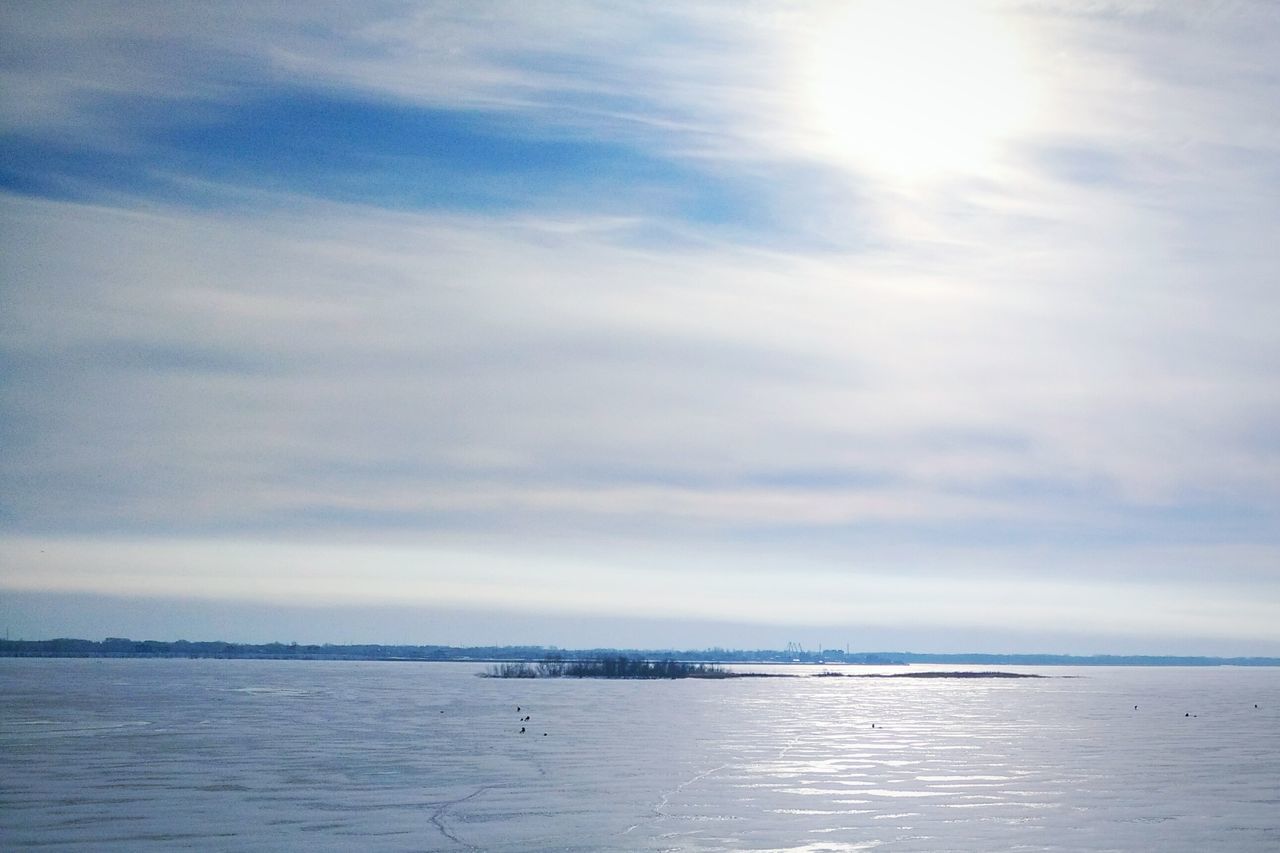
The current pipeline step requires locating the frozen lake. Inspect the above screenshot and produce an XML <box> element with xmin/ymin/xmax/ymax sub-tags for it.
<box><xmin>2</xmin><ymin>659</ymin><xmax>1278</xmax><ymax>851</ymax></box>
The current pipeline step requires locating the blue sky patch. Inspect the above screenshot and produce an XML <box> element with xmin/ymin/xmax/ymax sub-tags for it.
<box><xmin>1</xmin><ymin>88</ymin><xmax>855</xmax><ymax>247</ymax></box>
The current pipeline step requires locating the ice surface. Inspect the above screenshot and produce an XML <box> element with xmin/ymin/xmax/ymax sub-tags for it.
<box><xmin>2</xmin><ymin>660</ymin><xmax>1278</xmax><ymax>851</ymax></box>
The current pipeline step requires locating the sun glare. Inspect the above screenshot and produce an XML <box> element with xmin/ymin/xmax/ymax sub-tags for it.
<box><xmin>805</xmin><ymin>2</ymin><xmax>1034</xmax><ymax>181</ymax></box>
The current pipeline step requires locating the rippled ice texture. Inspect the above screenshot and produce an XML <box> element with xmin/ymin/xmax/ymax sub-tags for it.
<box><xmin>2</xmin><ymin>659</ymin><xmax>1278</xmax><ymax>851</ymax></box>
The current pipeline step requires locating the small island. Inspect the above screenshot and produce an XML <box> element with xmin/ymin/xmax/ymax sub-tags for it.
<box><xmin>482</xmin><ymin>656</ymin><xmax>1043</xmax><ymax>680</ymax></box>
<box><xmin>483</xmin><ymin>657</ymin><xmax>765</xmax><ymax>679</ymax></box>
<box><xmin>815</xmin><ymin>670</ymin><xmax>1045</xmax><ymax>679</ymax></box>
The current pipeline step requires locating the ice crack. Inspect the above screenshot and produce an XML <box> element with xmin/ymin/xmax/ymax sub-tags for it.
<box><xmin>429</xmin><ymin>785</ymin><xmax>494</xmax><ymax>850</ymax></box>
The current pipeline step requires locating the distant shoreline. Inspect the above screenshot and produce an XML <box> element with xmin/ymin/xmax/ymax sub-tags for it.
<box><xmin>2</xmin><ymin>638</ymin><xmax>1277</xmax><ymax>666</ymax></box>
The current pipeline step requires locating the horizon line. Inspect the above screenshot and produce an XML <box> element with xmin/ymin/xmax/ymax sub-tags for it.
<box><xmin>4</xmin><ymin>637</ymin><xmax>1280</xmax><ymax>665</ymax></box>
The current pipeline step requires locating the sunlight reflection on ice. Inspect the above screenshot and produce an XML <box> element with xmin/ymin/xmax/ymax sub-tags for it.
<box><xmin>2</xmin><ymin>661</ymin><xmax>1278</xmax><ymax>851</ymax></box>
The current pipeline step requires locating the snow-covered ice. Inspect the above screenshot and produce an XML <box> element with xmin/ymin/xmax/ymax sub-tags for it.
<box><xmin>2</xmin><ymin>659</ymin><xmax>1278</xmax><ymax>851</ymax></box>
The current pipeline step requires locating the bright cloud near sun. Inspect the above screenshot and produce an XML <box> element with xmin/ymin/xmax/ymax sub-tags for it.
<box><xmin>800</xmin><ymin>1</ymin><xmax>1037</xmax><ymax>181</ymax></box>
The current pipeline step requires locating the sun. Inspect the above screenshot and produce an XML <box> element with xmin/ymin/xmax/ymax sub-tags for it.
<box><xmin>804</xmin><ymin>2</ymin><xmax>1034</xmax><ymax>181</ymax></box>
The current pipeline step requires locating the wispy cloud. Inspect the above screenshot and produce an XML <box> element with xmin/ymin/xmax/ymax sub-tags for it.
<box><xmin>2</xmin><ymin>2</ymin><xmax>1279</xmax><ymax>649</ymax></box>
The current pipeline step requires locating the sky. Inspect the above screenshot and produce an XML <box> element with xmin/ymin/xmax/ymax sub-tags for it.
<box><xmin>2</xmin><ymin>1</ymin><xmax>1279</xmax><ymax>654</ymax></box>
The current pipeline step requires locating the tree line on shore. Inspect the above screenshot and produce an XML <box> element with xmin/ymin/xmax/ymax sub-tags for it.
<box><xmin>484</xmin><ymin>656</ymin><xmax>738</xmax><ymax>679</ymax></box>
<box><xmin>3</xmin><ymin>638</ymin><xmax>1276</xmax><ymax>667</ymax></box>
